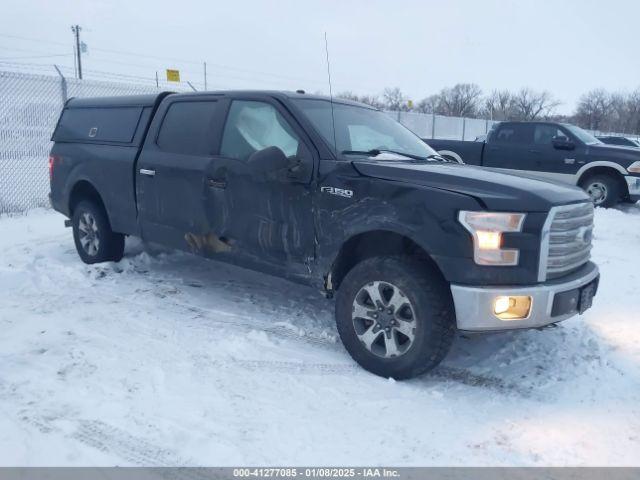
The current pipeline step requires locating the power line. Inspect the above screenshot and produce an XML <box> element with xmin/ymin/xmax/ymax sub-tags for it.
<box><xmin>0</xmin><ymin>53</ymin><xmax>71</xmax><ymax>60</ymax></box>
<box><xmin>0</xmin><ymin>32</ymin><xmax>69</xmax><ymax>46</ymax></box>
<box><xmin>0</xmin><ymin>45</ymin><xmax>69</xmax><ymax>55</ymax></box>
<box><xmin>0</xmin><ymin>31</ymin><xmax>326</xmax><ymax>87</ymax></box>
<box><xmin>0</xmin><ymin>30</ymin><xmax>378</xmax><ymax>93</ymax></box>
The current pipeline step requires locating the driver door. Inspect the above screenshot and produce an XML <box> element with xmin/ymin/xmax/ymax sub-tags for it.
<box><xmin>205</xmin><ymin>98</ymin><xmax>316</xmax><ymax>274</ymax></box>
<box><xmin>527</xmin><ymin>124</ymin><xmax>583</xmax><ymax>181</ymax></box>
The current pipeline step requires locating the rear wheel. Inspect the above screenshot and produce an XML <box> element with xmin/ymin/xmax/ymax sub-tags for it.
<box><xmin>72</xmin><ymin>200</ymin><xmax>124</xmax><ymax>264</ymax></box>
<box><xmin>580</xmin><ymin>174</ymin><xmax>621</xmax><ymax>208</ymax></box>
<box><xmin>335</xmin><ymin>256</ymin><xmax>455</xmax><ymax>379</ymax></box>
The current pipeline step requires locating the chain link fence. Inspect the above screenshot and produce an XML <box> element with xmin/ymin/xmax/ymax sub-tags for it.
<box><xmin>0</xmin><ymin>69</ymin><xmax>191</xmax><ymax>214</ymax></box>
<box><xmin>0</xmin><ymin>69</ymin><xmax>502</xmax><ymax>214</ymax></box>
<box><xmin>2</xmin><ymin>68</ymin><xmax>639</xmax><ymax>215</ymax></box>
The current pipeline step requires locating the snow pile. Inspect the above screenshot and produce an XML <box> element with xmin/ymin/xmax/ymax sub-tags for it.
<box><xmin>0</xmin><ymin>205</ymin><xmax>639</xmax><ymax>466</ymax></box>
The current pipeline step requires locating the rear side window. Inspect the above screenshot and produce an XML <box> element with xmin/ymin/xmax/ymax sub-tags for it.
<box><xmin>492</xmin><ymin>124</ymin><xmax>533</xmax><ymax>144</ymax></box>
<box><xmin>54</xmin><ymin>107</ymin><xmax>142</xmax><ymax>143</ymax></box>
<box><xmin>157</xmin><ymin>101</ymin><xmax>219</xmax><ymax>155</ymax></box>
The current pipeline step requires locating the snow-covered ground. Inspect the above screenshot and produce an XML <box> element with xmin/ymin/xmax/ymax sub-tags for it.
<box><xmin>0</xmin><ymin>206</ymin><xmax>639</xmax><ymax>466</ymax></box>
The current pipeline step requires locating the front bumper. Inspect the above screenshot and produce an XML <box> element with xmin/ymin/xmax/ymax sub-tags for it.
<box><xmin>450</xmin><ymin>262</ymin><xmax>599</xmax><ymax>331</ymax></box>
<box><xmin>624</xmin><ymin>175</ymin><xmax>640</xmax><ymax>201</ymax></box>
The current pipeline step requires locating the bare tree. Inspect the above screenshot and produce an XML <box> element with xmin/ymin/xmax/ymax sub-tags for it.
<box><xmin>574</xmin><ymin>89</ymin><xmax>613</xmax><ymax>131</ymax></box>
<box><xmin>336</xmin><ymin>91</ymin><xmax>384</xmax><ymax>109</ymax></box>
<box><xmin>624</xmin><ymin>90</ymin><xmax>640</xmax><ymax>134</ymax></box>
<box><xmin>511</xmin><ymin>88</ymin><xmax>560</xmax><ymax>120</ymax></box>
<box><xmin>382</xmin><ymin>87</ymin><xmax>409</xmax><ymax>111</ymax></box>
<box><xmin>345</xmin><ymin>84</ymin><xmax>640</xmax><ymax>135</ymax></box>
<box><xmin>336</xmin><ymin>91</ymin><xmax>359</xmax><ymax>102</ymax></box>
<box><xmin>434</xmin><ymin>83</ymin><xmax>483</xmax><ymax>117</ymax></box>
<box><xmin>415</xmin><ymin>94</ymin><xmax>439</xmax><ymax>113</ymax></box>
<box><xmin>359</xmin><ymin>94</ymin><xmax>385</xmax><ymax>109</ymax></box>
<box><xmin>483</xmin><ymin>90</ymin><xmax>514</xmax><ymax>120</ymax></box>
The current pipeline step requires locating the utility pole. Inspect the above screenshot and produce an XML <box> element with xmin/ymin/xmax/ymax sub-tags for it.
<box><xmin>72</xmin><ymin>45</ymin><xmax>77</xmax><ymax>79</ymax></box>
<box><xmin>204</xmin><ymin>62</ymin><xmax>207</xmax><ymax>90</ymax></box>
<box><xmin>71</xmin><ymin>25</ymin><xmax>83</xmax><ymax>79</ymax></box>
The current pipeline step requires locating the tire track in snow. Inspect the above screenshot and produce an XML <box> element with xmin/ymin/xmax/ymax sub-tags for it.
<box><xmin>15</xmin><ymin>414</ymin><xmax>193</xmax><ymax>468</ymax></box>
<box><xmin>0</xmin><ymin>233</ymin><xmax>69</xmax><ymax>254</ymax></box>
<box><xmin>196</xmin><ymin>356</ymin><xmax>541</xmax><ymax>400</ymax></box>
<box><xmin>71</xmin><ymin>419</ymin><xmax>190</xmax><ymax>466</ymax></box>
<box><xmin>15</xmin><ymin>240</ymin><xmax>540</xmax><ymax>400</ymax></box>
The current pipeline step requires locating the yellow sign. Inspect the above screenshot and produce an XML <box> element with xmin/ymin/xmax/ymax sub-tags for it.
<box><xmin>166</xmin><ymin>69</ymin><xmax>180</xmax><ymax>82</ymax></box>
<box><xmin>407</xmin><ymin>99</ymin><xmax>414</xmax><ymax>109</ymax></box>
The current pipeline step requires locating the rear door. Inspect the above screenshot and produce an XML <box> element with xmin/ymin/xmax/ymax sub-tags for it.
<box><xmin>483</xmin><ymin>123</ymin><xmax>535</xmax><ymax>172</ymax></box>
<box><xmin>136</xmin><ymin>96</ymin><xmax>226</xmax><ymax>248</ymax></box>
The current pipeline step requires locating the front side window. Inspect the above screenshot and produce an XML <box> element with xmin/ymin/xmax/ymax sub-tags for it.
<box><xmin>220</xmin><ymin>101</ymin><xmax>299</xmax><ymax>161</ymax></box>
<box><xmin>157</xmin><ymin>101</ymin><xmax>219</xmax><ymax>155</ymax></box>
<box><xmin>534</xmin><ymin>125</ymin><xmax>566</xmax><ymax>144</ymax></box>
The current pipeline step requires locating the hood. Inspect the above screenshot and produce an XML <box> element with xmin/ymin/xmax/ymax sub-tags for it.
<box><xmin>352</xmin><ymin>160</ymin><xmax>589</xmax><ymax>211</ymax></box>
<box><xmin>587</xmin><ymin>143</ymin><xmax>640</xmax><ymax>164</ymax></box>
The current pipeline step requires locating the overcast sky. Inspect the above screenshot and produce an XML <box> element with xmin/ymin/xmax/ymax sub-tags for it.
<box><xmin>1</xmin><ymin>0</ymin><xmax>639</xmax><ymax>114</ymax></box>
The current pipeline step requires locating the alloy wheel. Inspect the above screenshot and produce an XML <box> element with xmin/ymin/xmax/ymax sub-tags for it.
<box><xmin>78</xmin><ymin>212</ymin><xmax>100</xmax><ymax>256</ymax></box>
<box><xmin>351</xmin><ymin>281</ymin><xmax>417</xmax><ymax>358</ymax></box>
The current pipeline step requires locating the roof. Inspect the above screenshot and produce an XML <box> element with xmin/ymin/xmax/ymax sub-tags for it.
<box><xmin>64</xmin><ymin>90</ymin><xmax>377</xmax><ymax>110</ymax></box>
<box><xmin>496</xmin><ymin>120</ymin><xmax>567</xmax><ymax>126</ymax></box>
<box><xmin>169</xmin><ymin>89</ymin><xmax>378</xmax><ymax>109</ymax></box>
<box><xmin>66</xmin><ymin>92</ymin><xmax>173</xmax><ymax>108</ymax></box>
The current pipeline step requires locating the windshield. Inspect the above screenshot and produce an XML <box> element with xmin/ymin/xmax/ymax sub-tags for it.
<box><xmin>564</xmin><ymin>124</ymin><xmax>602</xmax><ymax>145</ymax></box>
<box><xmin>293</xmin><ymin>99</ymin><xmax>439</xmax><ymax>160</ymax></box>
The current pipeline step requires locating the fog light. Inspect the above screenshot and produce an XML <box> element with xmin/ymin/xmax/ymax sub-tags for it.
<box><xmin>493</xmin><ymin>295</ymin><xmax>532</xmax><ymax>320</ymax></box>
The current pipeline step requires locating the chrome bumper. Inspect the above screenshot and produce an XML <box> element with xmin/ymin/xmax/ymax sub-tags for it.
<box><xmin>625</xmin><ymin>175</ymin><xmax>640</xmax><ymax>198</ymax></box>
<box><xmin>450</xmin><ymin>263</ymin><xmax>599</xmax><ymax>331</ymax></box>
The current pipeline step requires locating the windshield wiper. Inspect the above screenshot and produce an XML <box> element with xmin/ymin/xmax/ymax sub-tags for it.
<box><xmin>341</xmin><ymin>149</ymin><xmax>431</xmax><ymax>162</ymax></box>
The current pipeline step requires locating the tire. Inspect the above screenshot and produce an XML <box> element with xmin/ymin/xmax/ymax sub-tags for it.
<box><xmin>580</xmin><ymin>174</ymin><xmax>621</xmax><ymax>208</ymax></box>
<box><xmin>437</xmin><ymin>150</ymin><xmax>464</xmax><ymax>164</ymax></box>
<box><xmin>72</xmin><ymin>200</ymin><xmax>124</xmax><ymax>264</ymax></box>
<box><xmin>335</xmin><ymin>256</ymin><xmax>456</xmax><ymax>379</ymax></box>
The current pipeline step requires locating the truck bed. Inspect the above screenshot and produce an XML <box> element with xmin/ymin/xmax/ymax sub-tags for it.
<box><xmin>49</xmin><ymin>93</ymin><xmax>170</xmax><ymax>235</ymax></box>
<box><xmin>424</xmin><ymin>139</ymin><xmax>484</xmax><ymax>165</ymax></box>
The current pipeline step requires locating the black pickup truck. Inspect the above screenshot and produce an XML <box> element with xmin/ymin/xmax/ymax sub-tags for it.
<box><xmin>49</xmin><ymin>91</ymin><xmax>599</xmax><ymax>379</ymax></box>
<box><xmin>427</xmin><ymin>121</ymin><xmax>640</xmax><ymax>207</ymax></box>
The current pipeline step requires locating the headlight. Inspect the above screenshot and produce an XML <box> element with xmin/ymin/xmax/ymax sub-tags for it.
<box><xmin>458</xmin><ymin>211</ymin><xmax>526</xmax><ymax>266</ymax></box>
<box><xmin>628</xmin><ymin>161</ymin><xmax>640</xmax><ymax>173</ymax></box>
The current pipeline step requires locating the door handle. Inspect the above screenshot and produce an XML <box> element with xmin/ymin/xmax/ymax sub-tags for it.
<box><xmin>208</xmin><ymin>178</ymin><xmax>227</xmax><ymax>189</ymax></box>
<box><xmin>139</xmin><ymin>168</ymin><xmax>156</xmax><ymax>177</ymax></box>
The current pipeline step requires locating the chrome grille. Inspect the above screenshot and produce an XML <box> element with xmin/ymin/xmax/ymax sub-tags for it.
<box><xmin>539</xmin><ymin>202</ymin><xmax>594</xmax><ymax>281</ymax></box>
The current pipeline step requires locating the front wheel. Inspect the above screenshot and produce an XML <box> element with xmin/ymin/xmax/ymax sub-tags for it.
<box><xmin>335</xmin><ymin>256</ymin><xmax>456</xmax><ymax>379</ymax></box>
<box><xmin>580</xmin><ymin>174</ymin><xmax>621</xmax><ymax>208</ymax></box>
<box><xmin>72</xmin><ymin>200</ymin><xmax>124</xmax><ymax>264</ymax></box>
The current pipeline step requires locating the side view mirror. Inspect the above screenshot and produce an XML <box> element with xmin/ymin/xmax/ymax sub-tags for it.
<box><xmin>247</xmin><ymin>146</ymin><xmax>289</xmax><ymax>174</ymax></box>
<box><xmin>552</xmin><ymin>136</ymin><xmax>575</xmax><ymax>150</ymax></box>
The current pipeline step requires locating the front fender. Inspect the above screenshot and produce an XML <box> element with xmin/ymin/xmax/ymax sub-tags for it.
<box><xmin>313</xmin><ymin>177</ymin><xmax>484</xmax><ymax>283</ymax></box>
